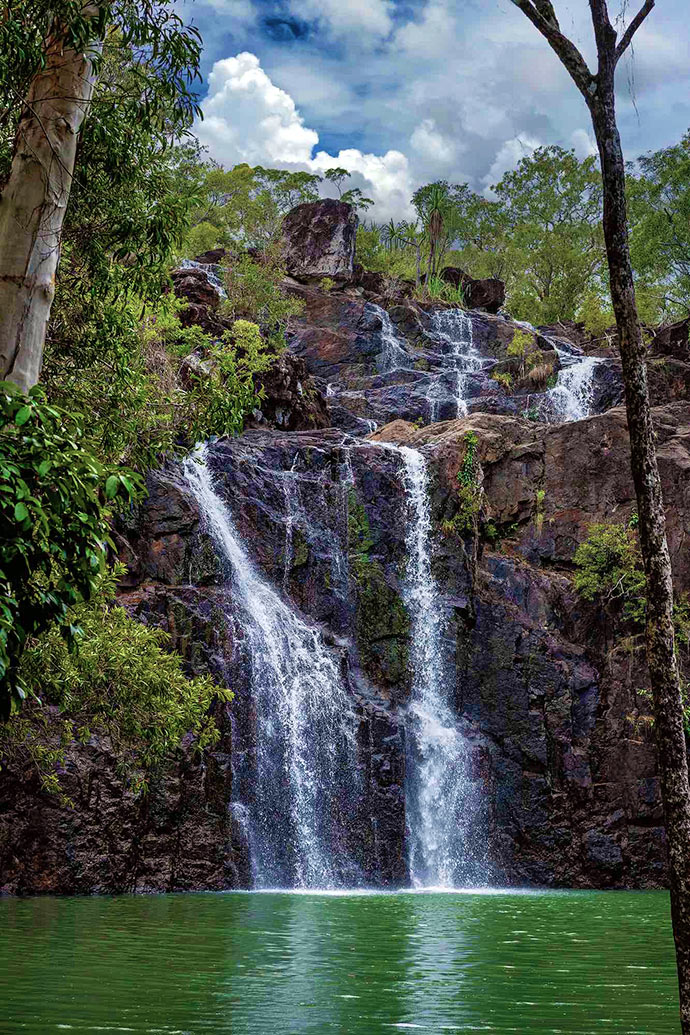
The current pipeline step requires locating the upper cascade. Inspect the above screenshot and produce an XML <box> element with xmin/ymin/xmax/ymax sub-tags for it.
<box><xmin>285</xmin><ymin>282</ymin><xmax>622</xmax><ymax>434</ymax></box>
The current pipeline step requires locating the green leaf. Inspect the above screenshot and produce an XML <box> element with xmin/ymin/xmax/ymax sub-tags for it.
<box><xmin>14</xmin><ymin>503</ymin><xmax>28</xmax><ymax>522</ymax></box>
<box><xmin>14</xmin><ymin>406</ymin><xmax>32</xmax><ymax>426</ymax></box>
<box><xmin>105</xmin><ymin>475</ymin><xmax>120</xmax><ymax>499</ymax></box>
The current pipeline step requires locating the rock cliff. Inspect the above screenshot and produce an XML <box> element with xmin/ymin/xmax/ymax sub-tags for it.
<box><xmin>2</xmin><ymin>201</ymin><xmax>690</xmax><ymax>895</ymax></box>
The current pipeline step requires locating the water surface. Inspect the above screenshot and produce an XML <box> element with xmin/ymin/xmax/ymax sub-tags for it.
<box><xmin>0</xmin><ymin>889</ymin><xmax>679</xmax><ymax>1034</ymax></box>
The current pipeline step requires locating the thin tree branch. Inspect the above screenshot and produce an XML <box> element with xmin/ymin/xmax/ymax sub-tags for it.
<box><xmin>509</xmin><ymin>0</ymin><xmax>595</xmax><ymax>97</ymax></box>
<box><xmin>616</xmin><ymin>0</ymin><xmax>656</xmax><ymax>63</ymax></box>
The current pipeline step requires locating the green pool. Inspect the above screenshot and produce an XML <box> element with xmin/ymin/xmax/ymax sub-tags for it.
<box><xmin>0</xmin><ymin>889</ymin><xmax>680</xmax><ymax>1033</ymax></box>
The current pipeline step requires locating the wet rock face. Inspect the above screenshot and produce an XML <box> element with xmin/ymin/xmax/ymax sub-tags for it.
<box><xmin>250</xmin><ymin>352</ymin><xmax>330</xmax><ymax>432</ymax></box>
<box><xmin>372</xmin><ymin>403</ymin><xmax>690</xmax><ymax>887</ymax></box>
<box><xmin>170</xmin><ymin>266</ymin><xmax>228</xmax><ymax>336</ymax></box>
<box><xmin>0</xmin><ymin>276</ymin><xmax>684</xmax><ymax>895</ymax></box>
<box><xmin>5</xmin><ymin>399</ymin><xmax>688</xmax><ymax>893</ymax></box>
<box><xmin>282</xmin><ymin>199</ymin><xmax>358</xmax><ymax>283</ymax></box>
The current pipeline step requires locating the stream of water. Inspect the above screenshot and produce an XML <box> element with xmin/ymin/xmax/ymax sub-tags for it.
<box><xmin>395</xmin><ymin>445</ymin><xmax>485</xmax><ymax>887</ymax></box>
<box><xmin>427</xmin><ymin>308</ymin><xmax>485</xmax><ymax>417</ymax></box>
<box><xmin>183</xmin><ymin>448</ymin><xmax>360</xmax><ymax>889</ymax></box>
<box><xmin>547</xmin><ymin>347</ymin><xmax>604</xmax><ymax>421</ymax></box>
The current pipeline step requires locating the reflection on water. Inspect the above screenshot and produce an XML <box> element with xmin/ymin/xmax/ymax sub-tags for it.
<box><xmin>0</xmin><ymin>890</ymin><xmax>680</xmax><ymax>1034</ymax></box>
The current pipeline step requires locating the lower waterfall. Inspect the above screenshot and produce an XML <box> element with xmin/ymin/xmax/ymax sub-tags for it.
<box><xmin>183</xmin><ymin>447</ymin><xmax>360</xmax><ymax>889</ymax></box>
<box><xmin>185</xmin><ymin>440</ymin><xmax>486</xmax><ymax>891</ymax></box>
<box><xmin>388</xmin><ymin>444</ymin><xmax>486</xmax><ymax>888</ymax></box>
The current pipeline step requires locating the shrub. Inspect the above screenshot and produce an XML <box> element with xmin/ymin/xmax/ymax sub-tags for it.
<box><xmin>184</xmin><ymin>319</ymin><xmax>272</xmax><ymax>444</ymax></box>
<box><xmin>574</xmin><ymin>522</ymin><xmax>647</xmax><ymax>626</ymax></box>
<box><xmin>491</xmin><ymin>371</ymin><xmax>513</xmax><ymax>392</ymax></box>
<box><xmin>0</xmin><ymin>383</ymin><xmax>143</xmax><ymax>718</ymax></box>
<box><xmin>221</xmin><ymin>252</ymin><xmax>304</xmax><ymax>349</ymax></box>
<box><xmin>443</xmin><ymin>431</ymin><xmax>483</xmax><ymax>537</ymax></box>
<box><xmin>0</xmin><ymin>567</ymin><xmax>232</xmax><ymax>797</ymax></box>
<box><xmin>507</xmin><ymin>327</ymin><xmax>535</xmax><ymax>376</ymax></box>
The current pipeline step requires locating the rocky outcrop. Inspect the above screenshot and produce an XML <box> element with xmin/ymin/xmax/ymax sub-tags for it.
<box><xmin>282</xmin><ymin>199</ymin><xmax>358</xmax><ymax>283</ymax></box>
<box><xmin>170</xmin><ymin>265</ymin><xmax>228</xmax><ymax>336</ymax></box>
<box><xmin>0</xmin><ymin>717</ymin><xmax>248</xmax><ymax>896</ymax></box>
<box><xmin>1</xmin><ymin>272</ymin><xmax>685</xmax><ymax>896</ymax></box>
<box><xmin>440</xmin><ymin>267</ymin><xmax>506</xmax><ymax>314</ymax></box>
<box><xmin>369</xmin><ymin>402</ymin><xmax>690</xmax><ymax>886</ymax></box>
<box><xmin>250</xmin><ymin>352</ymin><xmax>329</xmax><ymax>432</ymax></box>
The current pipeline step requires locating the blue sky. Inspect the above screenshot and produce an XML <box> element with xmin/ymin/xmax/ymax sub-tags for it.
<box><xmin>183</xmin><ymin>0</ymin><xmax>690</xmax><ymax>219</ymax></box>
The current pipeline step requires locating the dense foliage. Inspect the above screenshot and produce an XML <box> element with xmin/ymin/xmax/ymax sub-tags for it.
<box><xmin>0</xmin><ymin>383</ymin><xmax>142</xmax><ymax>719</ymax></box>
<box><xmin>574</xmin><ymin>521</ymin><xmax>690</xmax><ymax>650</ymax></box>
<box><xmin>0</xmin><ymin>567</ymin><xmax>232</xmax><ymax>797</ymax></box>
<box><xmin>357</xmin><ymin>136</ymin><xmax>690</xmax><ymax>326</ymax></box>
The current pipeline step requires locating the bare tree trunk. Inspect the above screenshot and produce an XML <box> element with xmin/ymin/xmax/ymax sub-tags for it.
<box><xmin>590</xmin><ymin>76</ymin><xmax>690</xmax><ymax>1035</ymax></box>
<box><xmin>509</xmin><ymin>2</ymin><xmax>690</xmax><ymax>1029</ymax></box>
<box><xmin>0</xmin><ymin>12</ymin><xmax>100</xmax><ymax>392</ymax></box>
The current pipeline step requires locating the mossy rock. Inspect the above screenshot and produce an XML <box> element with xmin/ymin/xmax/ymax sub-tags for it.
<box><xmin>190</xmin><ymin>533</ymin><xmax>224</xmax><ymax>585</ymax></box>
<box><xmin>292</xmin><ymin>529</ymin><xmax>309</xmax><ymax>569</ymax></box>
<box><xmin>354</xmin><ymin>558</ymin><xmax>411</xmax><ymax>685</ymax></box>
<box><xmin>346</xmin><ymin>486</ymin><xmax>410</xmax><ymax>686</ymax></box>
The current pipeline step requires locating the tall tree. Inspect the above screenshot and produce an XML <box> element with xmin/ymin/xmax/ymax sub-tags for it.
<box><xmin>0</xmin><ymin>0</ymin><xmax>201</xmax><ymax>393</ymax></box>
<box><xmin>510</xmin><ymin>1</ymin><xmax>690</xmax><ymax>1028</ymax></box>
<box><xmin>493</xmin><ymin>145</ymin><xmax>605</xmax><ymax>322</ymax></box>
<box><xmin>628</xmin><ymin>132</ymin><xmax>690</xmax><ymax>320</ymax></box>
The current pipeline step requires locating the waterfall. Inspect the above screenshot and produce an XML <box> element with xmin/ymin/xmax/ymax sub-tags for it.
<box><xmin>427</xmin><ymin>309</ymin><xmax>484</xmax><ymax>417</ymax></box>
<box><xmin>183</xmin><ymin>447</ymin><xmax>360</xmax><ymax>889</ymax></box>
<box><xmin>281</xmin><ymin>456</ymin><xmax>300</xmax><ymax>589</ymax></box>
<box><xmin>548</xmin><ymin>348</ymin><xmax>603</xmax><ymax>422</ymax></box>
<box><xmin>392</xmin><ymin>445</ymin><xmax>485</xmax><ymax>888</ymax></box>
<box><xmin>179</xmin><ymin>258</ymin><xmax>227</xmax><ymax>298</ymax></box>
<box><xmin>372</xmin><ymin>304</ymin><xmax>411</xmax><ymax>373</ymax></box>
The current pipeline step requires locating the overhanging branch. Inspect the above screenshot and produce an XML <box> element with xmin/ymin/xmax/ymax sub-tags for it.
<box><xmin>616</xmin><ymin>0</ymin><xmax>656</xmax><ymax>63</ymax></box>
<box><xmin>509</xmin><ymin>0</ymin><xmax>595</xmax><ymax>97</ymax></box>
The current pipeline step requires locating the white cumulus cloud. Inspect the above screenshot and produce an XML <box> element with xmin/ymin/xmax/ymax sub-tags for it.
<box><xmin>483</xmin><ymin>134</ymin><xmax>542</xmax><ymax>192</ymax></box>
<box><xmin>410</xmin><ymin>119</ymin><xmax>455</xmax><ymax>164</ymax></box>
<box><xmin>288</xmin><ymin>0</ymin><xmax>394</xmax><ymax>41</ymax></box>
<box><xmin>195</xmin><ymin>53</ymin><xmax>415</xmax><ymax>222</ymax></box>
<box><xmin>196</xmin><ymin>52</ymin><xmax>318</xmax><ymax>165</ymax></box>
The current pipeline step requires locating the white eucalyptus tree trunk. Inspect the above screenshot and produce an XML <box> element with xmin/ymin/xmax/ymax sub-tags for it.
<box><xmin>0</xmin><ymin>11</ymin><xmax>100</xmax><ymax>392</ymax></box>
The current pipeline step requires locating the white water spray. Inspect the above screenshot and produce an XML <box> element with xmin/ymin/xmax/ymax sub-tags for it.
<box><xmin>373</xmin><ymin>305</ymin><xmax>411</xmax><ymax>373</ymax></box>
<box><xmin>387</xmin><ymin>445</ymin><xmax>485</xmax><ymax>887</ymax></box>
<box><xmin>428</xmin><ymin>309</ymin><xmax>484</xmax><ymax>417</ymax></box>
<box><xmin>179</xmin><ymin>258</ymin><xmax>227</xmax><ymax>298</ymax></box>
<box><xmin>183</xmin><ymin>447</ymin><xmax>359</xmax><ymax>889</ymax></box>
<box><xmin>548</xmin><ymin>347</ymin><xmax>603</xmax><ymax>422</ymax></box>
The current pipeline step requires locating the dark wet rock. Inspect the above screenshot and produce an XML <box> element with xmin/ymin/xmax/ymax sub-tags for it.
<box><xmin>440</xmin><ymin>267</ymin><xmax>506</xmax><ymax>314</ymax></box>
<box><xmin>282</xmin><ymin>199</ymin><xmax>358</xmax><ymax>283</ymax></box>
<box><xmin>0</xmin><ymin>581</ymin><xmax>247</xmax><ymax>896</ymax></box>
<box><xmin>194</xmin><ymin>248</ymin><xmax>229</xmax><ymax>265</ymax></box>
<box><xmin>250</xmin><ymin>352</ymin><xmax>329</xmax><ymax>432</ymax></box>
<box><xmin>650</xmin><ymin>317</ymin><xmax>690</xmax><ymax>361</ymax></box>
<box><xmin>170</xmin><ymin>266</ymin><xmax>228</xmax><ymax>336</ymax></box>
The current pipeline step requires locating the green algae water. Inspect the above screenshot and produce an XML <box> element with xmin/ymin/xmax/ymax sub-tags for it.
<box><xmin>0</xmin><ymin>889</ymin><xmax>679</xmax><ymax>1034</ymax></box>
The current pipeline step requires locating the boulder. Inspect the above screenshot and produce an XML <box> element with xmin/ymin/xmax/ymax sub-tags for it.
<box><xmin>171</xmin><ymin>267</ymin><xmax>220</xmax><ymax>310</ymax></box>
<box><xmin>250</xmin><ymin>353</ymin><xmax>330</xmax><ymax>432</ymax></box>
<box><xmin>194</xmin><ymin>248</ymin><xmax>229</xmax><ymax>265</ymax></box>
<box><xmin>282</xmin><ymin>199</ymin><xmax>358</xmax><ymax>283</ymax></box>
<box><xmin>170</xmin><ymin>266</ymin><xmax>228</xmax><ymax>336</ymax></box>
<box><xmin>440</xmin><ymin>267</ymin><xmax>506</xmax><ymax>314</ymax></box>
<box><xmin>650</xmin><ymin>317</ymin><xmax>690</xmax><ymax>361</ymax></box>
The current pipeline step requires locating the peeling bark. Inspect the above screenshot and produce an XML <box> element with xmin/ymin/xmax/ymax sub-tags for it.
<box><xmin>0</xmin><ymin>10</ymin><xmax>100</xmax><ymax>392</ymax></box>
